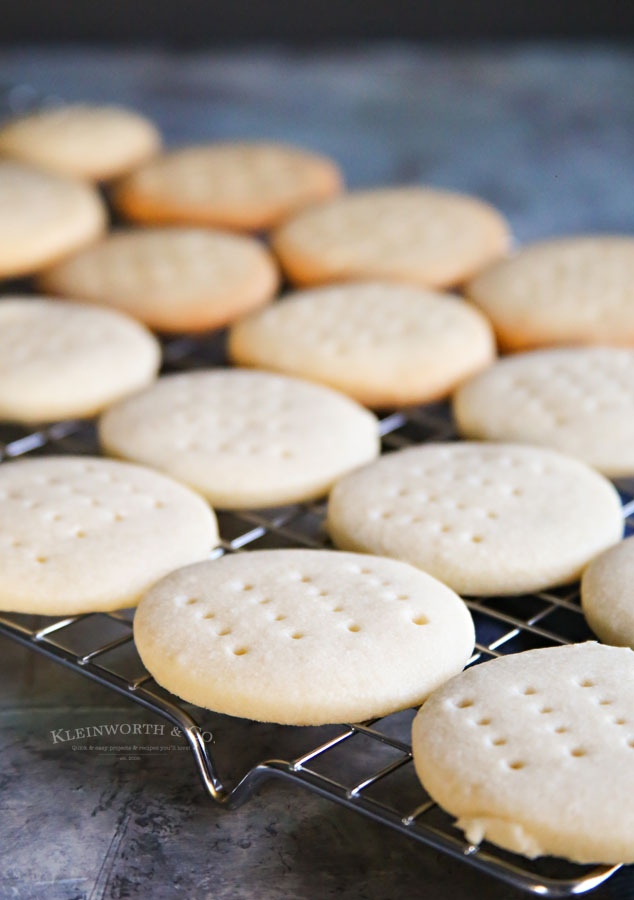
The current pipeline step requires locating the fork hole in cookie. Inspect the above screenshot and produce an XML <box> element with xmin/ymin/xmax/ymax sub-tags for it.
<box><xmin>218</xmin><ymin>627</ymin><xmax>232</xmax><ymax>636</ymax></box>
<box><xmin>570</xmin><ymin>747</ymin><xmax>587</xmax><ymax>757</ymax></box>
<box><xmin>554</xmin><ymin>726</ymin><xmax>568</xmax><ymax>734</ymax></box>
<box><xmin>412</xmin><ymin>615</ymin><xmax>428</xmax><ymax>626</ymax></box>
<box><xmin>456</xmin><ymin>698</ymin><xmax>474</xmax><ymax>709</ymax></box>
<box><xmin>579</xmin><ymin>679</ymin><xmax>595</xmax><ymax>688</ymax></box>
<box><xmin>233</xmin><ymin>647</ymin><xmax>249</xmax><ymax>656</ymax></box>
<box><xmin>275</xmin><ymin>614</ymin><xmax>287</xmax><ymax>621</ymax></box>
<box><xmin>523</xmin><ymin>687</ymin><xmax>537</xmax><ymax>695</ymax></box>
<box><xmin>492</xmin><ymin>737</ymin><xmax>507</xmax><ymax>746</ymax></box>
<box><xmin>186</xmin><ymin>598</ymin><xmax>198</xmax><ymax>605</ymax></box>
<box><xmin>540</xmin><ymin>706</ymin><xmax>553</xmax><ymax>714</ymax></box>
<box><xmin>347</xmin><ymin>624</ymin><xmax>361</xmax><ymax>633</ymax></box>
<box><xmin>508</xmin><ymin>760</ymin><xmax>525</xmax><ymax>770</ymax></box>
<box><xmin>477</xmin><ymin>718</ymin><xmax>491</xmax><ymax>726</ymax></box>
<box><xmin>291</xmin><ymin>632</ymin><xmax>304</xmax><ymax>640</ymax></box>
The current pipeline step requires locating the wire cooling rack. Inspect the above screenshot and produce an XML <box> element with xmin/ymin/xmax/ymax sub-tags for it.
<box><xmin>1</xmin><ymin>332</ymin><xmax>633</xmax><ymax>898</ymax></box>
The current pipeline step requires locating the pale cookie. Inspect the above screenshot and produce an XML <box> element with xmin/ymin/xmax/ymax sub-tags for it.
<box><xmin>412</xmin><ymin>642</ymin><xmax>634</xmax><ymax>863</ymax></box>
<box><xmin>0</xmin><ymin>104</ymin><xmax>161</xmax><ymax>181</ymax></box>
<box><xmin>99</xmin><ymin>369</ymin><xmax>380</xmax><ymax>508</ymax></box>
<box><xmin>466</xmin><ymin>236</ymin><xmax>634</xmax><ymax>350</ymax></box>
<box><xmin>113</xmin><ymin>142</ymin><xmax>342</xmax><ymax>230</ymax></box>
<box><xmin>133</xmin><ymin>549</ymin><xmax>475</xmax><ymax>725</ymax></box>
<box><xmin>38</xmin><ymin>227</ymin><xmax>279</xmax><ymax>333</ymax></box>
<box><xmin>229</xmin><ymin>282</ymin><xmax>496</xmax><ymax>407</ymax></box>
<box><xmin>454</xmin><ymin>347</ymin><xmax>634</xmax><ymax>476</ymax></box>
<box><xmin>582</xmin><ymin>537</ymin><xmax>634</xmax><ymax>649</ymax></box>
<box><xmin>271</xmin><ymin>187</ymin><xmax>510</xmax><ymax>289</ymax></box>
<box><xmin>0</xmin><ymin>161</ymin><xmax>106</xmax><ymax>279</ymax></box>
<box><xmin>327</xmin><ymin>443</ymin><xmax>623</xmax><ymax>596</ymax></box>
<box><xmin>0</xmin><ymin>297</ymin><xmax>160</xmax><ymax>423</ymax></box>
<box><xmin>0</xmin><ymin>456</ymin><xmax>218</xmax><ymax>615</ymax></box>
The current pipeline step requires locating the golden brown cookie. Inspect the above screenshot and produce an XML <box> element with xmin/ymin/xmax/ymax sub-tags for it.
<box><xmin>0</xmin><ymin>161</ymin><xmax>106</xmax><ymax>279</ymax></box>
<box><xmin>38</xmin><ymin>227</ymin><xmax>279</xmax><ymax>333</ymax></box>
<box><xmin>466</xmin><ymin>236</ymin><xmax>634</xmax><ymax>350</ymax></box>
<box><xmin>272</xmin><ymin>187</ymin><xmax>510</xmax><ymax>288</ymax></box>
<box><xmin>113</xmin><ymin>142</ymin><xmax>342</xmax><ymax>231</ymax></box>
<box><xmin>0</xmin><ymin>104</ymin><xmax>161</xmax><ymax>181</ymax></box>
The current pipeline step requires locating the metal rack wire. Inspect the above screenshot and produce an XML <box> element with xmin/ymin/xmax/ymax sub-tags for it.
<box><xmin>1</xmin><ymin>332</ymin><xmax>633</xmax><ymax>897</ymax></box>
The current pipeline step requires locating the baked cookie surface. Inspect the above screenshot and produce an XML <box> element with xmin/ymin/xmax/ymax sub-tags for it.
<box><xmin>114</xmin><ymin>142</ymin><xmax>342</xmax><ymax>230</ymax></box>
<box><xmin>454</xmin><ymin>347</ymin><xmax>634</xmax><ymax>475</ymax></box>
<box><xmin>39</xmin><ymin>227</ymin><xmax>279</xmax><ymax>333</ymax></box>
<box><xmin>229</xmin><ymin>282</ymin><xmax>495</xmax><ymax>407</ymax></box>
<box><xmin>0</xmin><ymin>297</ymin><xmax>160</xmax><ymax>423</ymax></box>
<box><xmin>412</xmin><ymin>642</ymin><xmax>634</xmax><ymax>863</ymax></box>
<box><xmin>133</xmin><ymin>549</ymin><xmax>475</xmax><ymax>725</ymax></box>
<box><xmin>0</xmin><ymin>161</ymin><xmax>106</xmax><ymax>279</ymax></box>
<box><xmin>0</xmin><ymin>456</ymin><xmax>218</xmax><ymax>615</ymax></box>
<box><xmin>327</xmin><ymin>442</ymin><xmax>623</xmax><ymax>596</ymax></box>
<box><xmin>272</xmin><ymin>187</ymin><xmax>510</xmax><ymax>288</ymax></box>
<box><xmin>0</xmin><ymin>104</ymin><xmax>161</xmax><ymax>181</ymax></box>
<box><xmin>467</xmin><ymin>236</ymin><xmax>634</xmax><ymax>350</ymax></box>
<box><xmin>99</xmin><ymin>369</ymin><xmax>380</xmax><ymax>508</ymax></box>
<box><xmin>582</xmin><ymin>537</ymin><xmax>634</xmax><ymax>649</ymax></box>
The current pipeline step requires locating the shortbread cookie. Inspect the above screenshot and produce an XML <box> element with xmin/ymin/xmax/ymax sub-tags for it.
<box><xmin>454</xmin><ymin>347</ymin><xmax>634</xmax><ymax>476</ymax></box>
<box><xmin>466</xmin><ymin>236</ymin><xmax>634</xmax><ymax>350</ymax></box>
<box><xmin>0</xmin><ymin>456</ymin><xmax>218</xmax><ymax>615</ymax></box>
<box><xmin>327</xmin><ymin>443</ymin><xmax>622</xmax><ymax>596</ymax></box>
<box><xmin>38</xmin><ymin>228</ymin><xmax>279</xmax><ymax>333</ymax></box>
<box><xmin>0</xmin><ymin>104</ymin><xmax>161</xmax><ymax>181</ymax></box>
<box><xmin>412</xmin><ymin>642</ymin><xmax>634</xmax><ymax>863</ymax></box>
<box><xmin>114</xmin><ymin>142</ymin><xmax>342</xmax><ymax>231</ymax></box>
<box><xmin>229</xmin><ymin>282</ymin><xmax>496</xmax><ymax>407</ymax></box>
<box><xmin>0</xmin><ymin>297</ymin><xmax>160</xmax><ymax>423</ymax></box>
<box><xmin>134</xmin><ymin>549</ymin><xmax>475</xmax><ymax>725</ymax></box>
<box><xmin>0</xmin><ymin>161</ymin><xmax>106</xmax><ymax>279</ymax></box>
<box><xmin>99</xmin><ymin>369</ymin><xmax>380</xmax><ymax>508</ymax></box>
<box><xmin>272</xmin><ymin>187</ymin><xmax>510</xmax><ymax>289</ymax></box>
<box><xmin>582</xmin><ymin>537</ymin><xmax>634</xmax><ymax>649</ymax></box>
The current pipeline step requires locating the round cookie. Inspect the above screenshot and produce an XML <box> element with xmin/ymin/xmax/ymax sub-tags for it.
<box><xmin>113</xmin><ymin>142</ymin><xmax>342</xmax><ymax>231</ymax></box>
<box><xmin>0</xmin><ymin>456</ymin><xmax>218</xmax><ymax>615</ymax></box>
<box><xmin>454</xmin><ymin>347</ymin><xmax>634</xmax><ymax>476</ymax></box>
<box><xmin>0</xmin><ymin>104</ymin><xmax>161</xmax><ymax>181</ymax></box>
<box><xmin>412</xmin><ymin>642</ymin><xmax>634</xmax><ymax>864</ymax></box>
<box><xmin>466</xmin><ymin>236</ymin><xmax>634</xmax><ymax>350</ymax></box>
<box><xmin>133</xmin><ymin>549</ymin><xmax>475</xmax><ymax>725</ymax></box>
<box><xmin>38</xmin><ymin>227</ymin><xmax>279</xmax><ymax>333</ymax></box>
<box><xmin>99</xmin><ymin>369</ymin><xmax>380</xmax><ymax>509</ymax></box>
<box><xmin>0</xmin><ymin>161</ymin><xmax>106</xmax><ymax>279</ymax></box>
<box><xmin>271</xmin><ymin>187</ymin><xmax>510</xmax><ymax>289</ymax></box>
<box><xmin>229</xmin><ymin>282</ymin><xmax>496</xmax><ymax>407</ymax></box>
<box><xmin>582</xmin><ymin>537</ymin><xmax>634</xmax><ymax>649</ymax></box>
<box><xmin>0</xmin><ymin>297</ymin><xmax>160</xmax><ymax>423</ymax></box>
<box><xmin>327</xmin><ymin>442</ymin><xmax>623</xmax><ymax>596</ymax></box>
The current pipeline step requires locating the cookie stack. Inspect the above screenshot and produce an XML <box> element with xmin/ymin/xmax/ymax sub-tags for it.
<box><xmin>1</xmin><ymin>101</ymin><xmax>634</xmax><ymax>867</ymax></box>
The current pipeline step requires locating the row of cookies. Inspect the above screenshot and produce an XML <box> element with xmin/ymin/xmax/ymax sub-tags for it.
<box><xmin>2</xmin><ymin>440</ymin><xmax>627</xmax><ymax>866</ymax></box>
